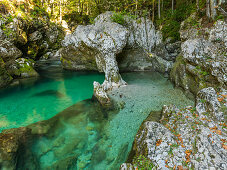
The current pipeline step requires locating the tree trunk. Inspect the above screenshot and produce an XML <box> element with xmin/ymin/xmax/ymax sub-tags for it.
<box><xmin>162</xmin><ymin>0</ymin><xmax>163</xmax><ymax>11</ymax></box>
<box><xmin>158</xmin><ymin>0</ymin><xmax>161</xmax><ymax>19</ymax></box>
<box><xmin>206</xmin><ymin>0</ymin><xmax>217</xmax><ymax>19</ymax></box>
<box><xmin>172</xmin><ymin>0</ymin><xmax>174</xmax><ymax>14</ymax></box>
<box><xmin>152</xmin><ymin>0</ymin><xmax>155</xmax><ymax>22</ymax></box>
<box><xmin>59</xmin><ymin>0</ymin><xmax>62</xmax><ymax>23</ymax></box>
<box><xmin>196</xmin><ymin>0</ymin><xmax>200</xmax><ymax>12</ymax></box>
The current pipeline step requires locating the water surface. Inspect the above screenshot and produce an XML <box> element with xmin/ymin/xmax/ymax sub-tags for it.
<box><xmin>0</xmin><ymin>71</ymin><xmax>104</xmax><ymax>132</ymax></box>
<box><xmin>0</xmin><ymin>71</ymin><xmax>194</xmax><ymax>170</ymax></box>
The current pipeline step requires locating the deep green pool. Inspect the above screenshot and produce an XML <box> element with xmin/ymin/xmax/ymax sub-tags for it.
<box><xmin>0</xmin><ymin>71</ymin><xmax>104</xmax><ymax>132</ymax></box>
<box><xmin>0</xmin><ymin>71</ymin><xmax>194</xmax><ymax>170</ymax></box>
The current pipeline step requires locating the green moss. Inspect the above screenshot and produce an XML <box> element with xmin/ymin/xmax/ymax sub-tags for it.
<box><xmin>133</xmin><ymin>155</ymin><xmax>154</xmax><ymax>169</ymax></box>
<box><xmin>111</xmin><ymin>12</ymin><xmax>125</xmax><ymax>25</ymax></box>
<box><xmin>0</xmin><ymin>57</ymin><xmax>13</xmax><ymax>87</ymax></box>
<box><xmin>60</xmin><ymin>57</ymin><xmax>73</xmax><ymax>69</ymax></box>
<box><xmin>14</xmin><ymin>58</ymin><xmax>38</xmax><ymax>77</ymax></box>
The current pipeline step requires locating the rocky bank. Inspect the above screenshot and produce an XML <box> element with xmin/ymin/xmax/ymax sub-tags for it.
<box><xmin>120</xmin><ymin>13</ymin><xmax>227</xmax><ymax>170</ymax></box>
<box><xmin>0</xmin><ymin>1</ymin><xmax>65</xmax><ymax>88</ymax></box>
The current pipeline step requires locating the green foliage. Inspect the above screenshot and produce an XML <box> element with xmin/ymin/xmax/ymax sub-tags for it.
<box><xmin>111</xmin><ymin>12</ymin><xmax>125</xmax><ymax>25</ymax></box>
<box><xmin>200</xmin><ymin>99</ymin><xmax>206</xmax><ymax>103</ymax></box>
<box><xmin>63</xmin><ymin>11</ymin><xmax>90</xmax><ymax>25</ymax></box>
<box><xmin>133</xmin><ymin>155</ymin><xmax>154</xmax><ymax>170</ymax></box>
<box><xmin>155</xmin><ymin>1</ymin><xmax>197</xmax><ymax>41</ymax></box>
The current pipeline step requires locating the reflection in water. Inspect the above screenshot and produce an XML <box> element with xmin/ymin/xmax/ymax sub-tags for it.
<box><xmin>0</xmin><ymin>71</ymin><xmax>104</xmax><ymax>132</ymax></box>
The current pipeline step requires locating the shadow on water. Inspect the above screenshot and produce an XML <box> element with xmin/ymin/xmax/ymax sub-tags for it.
<box><xmin>31</xmin><ymin>90</ymin><xmax>66</xmax><ymax>98</ymax></box>
<box><xmin>16</xmin><ymin>99</ymin><xmax>119</xmax><ymax>170</ymax></box>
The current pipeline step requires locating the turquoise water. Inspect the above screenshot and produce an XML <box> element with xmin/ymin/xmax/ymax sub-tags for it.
<box><xmin>0</xmin><ymin>71</ymin><xmax>104</xmax><ymax>132</ymax></box>
<box><xmin>1</xmin><ymin>71</ymin><xmax>194</xmax><ymax>170</ymax></box>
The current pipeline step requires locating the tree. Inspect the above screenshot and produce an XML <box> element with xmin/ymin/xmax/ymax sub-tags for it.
<box><xmin>172</xmin><ymin>0</ymin><xmax>174</xmax><ymax>14</ymax></box>
<box><xmin>152</xmin><ymin>0</ymin><xmax>155</xmax><ymax>22</ymax></box>
<box><xmin>196</xmin><ymin>0</ymin><xmax>199</xmax><ymax>12</ymax></box>
<box><xmin>206</xmin><ymin>0</ymin><xmax>217</xmax><ymax>19</ymax></box>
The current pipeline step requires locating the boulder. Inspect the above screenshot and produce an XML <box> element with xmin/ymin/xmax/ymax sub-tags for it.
<box><xmin>0</xmin><ymin>39</ymin><xmax>22</xmax><ymax>87</ymax></box>
<box><xmin>0</xmin><ymin>39</ymin><xmax>22</xmax><ymax>61</ymax></box>
<box><xmin>122</xmin><ymin>103</ymin><xmax>227</xmax><ymax>169</ymax></box>
<box><xmin>12</xmin><ymin>58</ymin><xmax>39</xmax><ymax>78</ymax></box>
<box><xmin>93</xmin><ymin>81</ymin><xmax>111</xmax><ymax>106</ymax></box>
<box><xmin>28</xmin><ymin>31</ymin><xmax>43</xmax><ymax>42</ymax></box>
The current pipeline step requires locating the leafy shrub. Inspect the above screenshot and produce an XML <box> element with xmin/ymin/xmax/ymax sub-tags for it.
<box><xmin>133</xmin><ymin>155</ymin><xmax>154</xmax><ymax>170</ymax></box>
<box><xmin>111</xmin><ymin>12</ymin><xmax>125</xmax><ymax>25</ymax></box>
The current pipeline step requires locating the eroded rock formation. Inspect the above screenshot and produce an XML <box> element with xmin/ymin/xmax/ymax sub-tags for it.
<box><xmin>60</xmin><ymin>11</ymin><xmax>179</xmax><ymax>104</ymax></box>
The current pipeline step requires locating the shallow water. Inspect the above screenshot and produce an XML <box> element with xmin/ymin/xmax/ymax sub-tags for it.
<box><xmin>0</xmin><ymin>71</ymin><xmax>194</xmax><ymax>170</ymax></box>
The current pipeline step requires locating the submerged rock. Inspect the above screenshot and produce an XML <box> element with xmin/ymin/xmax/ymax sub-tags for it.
<box><xmin>0</xmin><ymin>127</ymin><xmax>31</xmax><ymax>170</ymax></box>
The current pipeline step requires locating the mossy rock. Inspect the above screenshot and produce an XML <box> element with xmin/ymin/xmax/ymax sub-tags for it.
<box><xmin>0</xmin><ymin>57</ymin><xmax>13</xmax><ymax>88</ymax></box>
<box><xmin>171</xmin><ymin>55</ymin><xmax>221</xmax><ymax>96</ymax></box>
<box><xmin>60</xmin><ymin>43</ymin><xmax>98</xmax><ymax>71</ymax></box>
<box><xmin>13</xmin><ymin>58</ymin><xmax>38</xmax><ymax>78</ymax></box>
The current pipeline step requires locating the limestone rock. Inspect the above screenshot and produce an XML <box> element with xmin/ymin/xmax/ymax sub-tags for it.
<box><xmin>93</xmin><ymin>81</ymin><xmax>111</xmax><ymax>106</ymax></box>
<box><xmin>60</xmin><ymin>11</ymin><xmax>170</xmax><ymax>90</ymax></box>
<box><xmin>152</xmin><ymin>55</ymin><xmax>173</xmax><ymax>73</ymax></box>
<box><xmin>0</xmin><ymin>39</ymin><xmax>22</xmax><ymax>61</ymax></box>
<box><xmin>61</xmin><ymin>11</ymin><xmax>129</xmax><ymax>89</ymax></box>
<box><xmin>125</xmin><ymin>17</ymin><xmax>162</xmax><ymax>51</ymax></box>
<box><xmin>124</xmin><ymin>103</ymin><xmax>227</xmax><ymax>169</ymax></box>
<box><xmin>117</xmin><ymin>48</ymin><xmax>153</xmax><ymax>72</ymax></box>
<box><xmin>171</xmin><ymin>19</ymin><xmax>227</xmax><ymax>95</ymax></box>
<box><xmin>196</xmin><ymin>87</ymin><xmax>226</xmax><ymax>121</ymax></box>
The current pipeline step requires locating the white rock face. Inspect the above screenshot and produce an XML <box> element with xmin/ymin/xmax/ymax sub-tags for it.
<box><xmin>125</xmin><ymin>17</ymin><xmax>162</xmax><ymax>52</ymax></box>
<box><xmin>93</xmin><ymin>81</ymin><xmax>111</xmax><ymax>106</ymax></box>
<box><xmin>62</xmin><ymin>12</ymin><xmax>129</xmax><ymax>90</ymax></box>
<box><xmin>61</xmin><ymin>12</ymin><xmax>165</xmax><ymax>103</ymax></box>
<box><xmin>196</xmin><ymin>87</ymin><xmax>226</xmax><ymax>121</ymax></box>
